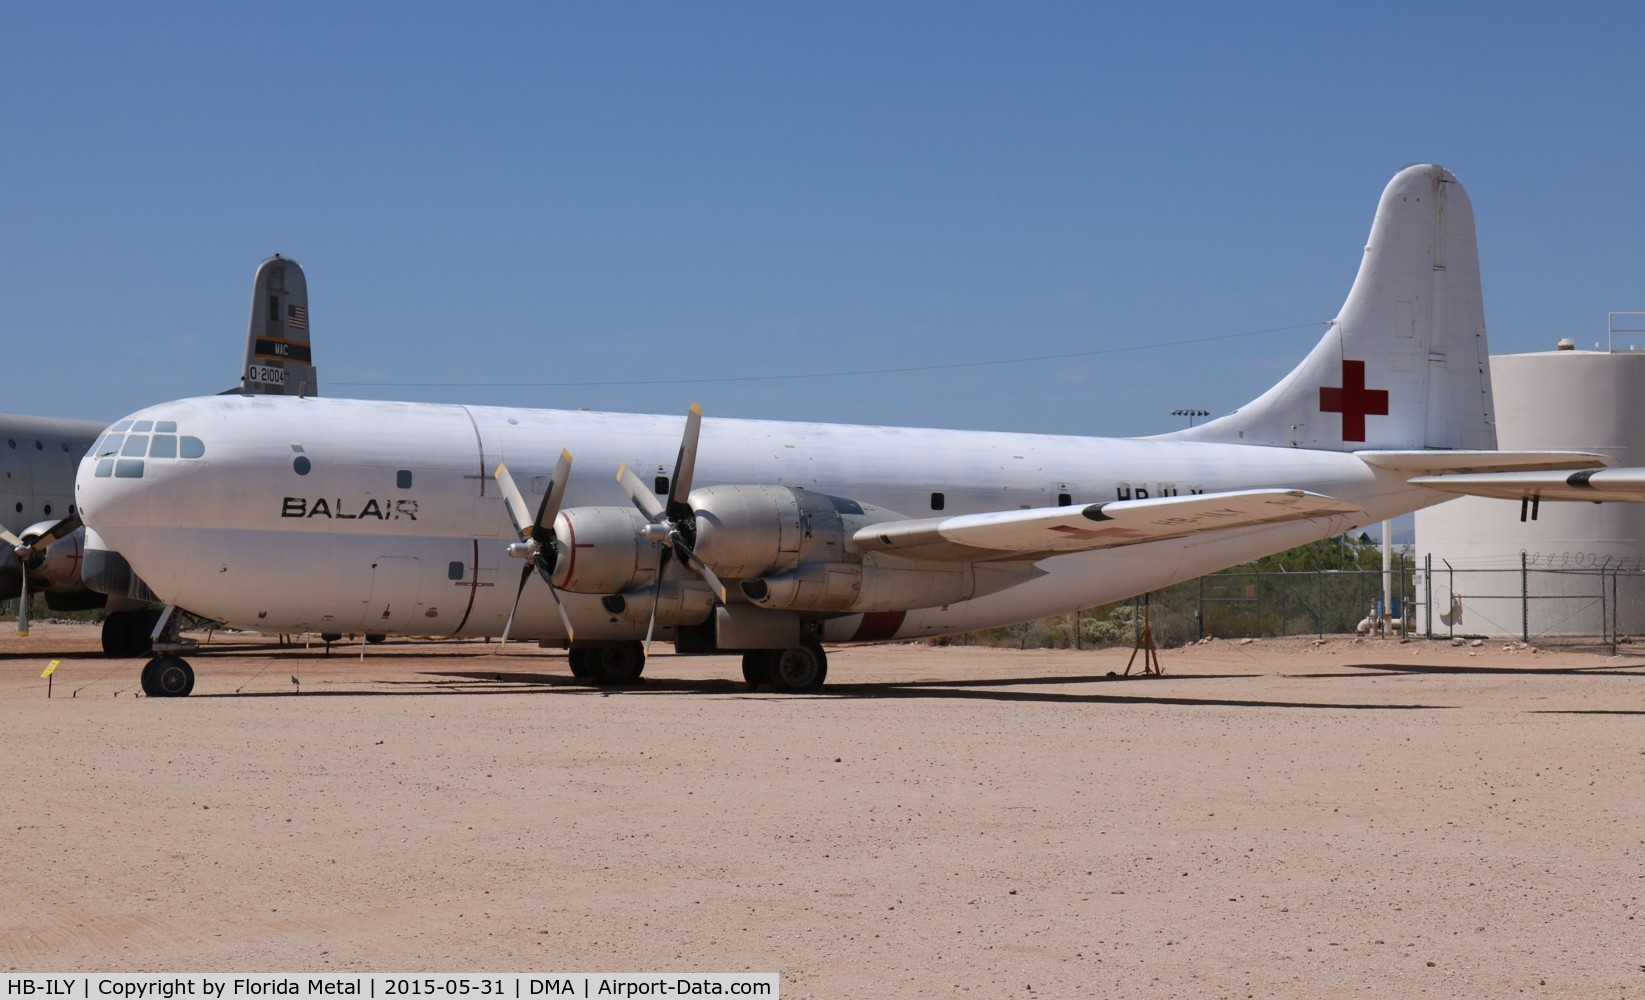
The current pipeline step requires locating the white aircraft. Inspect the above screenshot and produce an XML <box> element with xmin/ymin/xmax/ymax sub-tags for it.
<box><xmin>74</xmin><ymin>165</ymin><xmax>1616</xmax><ymax>697</ymax></box>
<box><xmin>3</xmin><ymin>253</ymin><xmax>320</xmax><ymax>653</ymax></box>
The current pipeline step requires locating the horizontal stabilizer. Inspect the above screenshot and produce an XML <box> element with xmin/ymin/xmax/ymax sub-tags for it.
<box><xmin>854</xmin><ymin>489</ymin><xmax>1366</xmax><ymax>562</ymax></box>
<box><xmin>1358</xmin><ymin>450</ymin><xmax>1611</xmax><ymax>475</ymax></box>
<box><xmin>1412</xmin><ymin>469</ymin><xmax>1645</xmax><ymax>503</ymax></box>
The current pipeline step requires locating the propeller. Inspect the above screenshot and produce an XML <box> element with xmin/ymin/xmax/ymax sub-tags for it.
<box><xmin>494</xmin><ymin>450</ymin><xmax>575</xmax><ymax>647</ymax></box>
<box><xmin>2</xmin><ymin>512</ymin><xmax>81</xmax><ymax>637</ymax></box>
<box><xmin>615</xmin><ymin>403</ymin><xmax>726</xmax><ymax>650</ymax></box>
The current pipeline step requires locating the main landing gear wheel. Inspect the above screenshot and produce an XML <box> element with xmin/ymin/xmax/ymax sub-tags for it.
<box><xmin>570</xmin><ymin>642</ymin><xmax>646</xmax><ymax>685</ymax></box>
<box><xmin>140</xmin><ymin>655</ymin><xmax>195</xmax><ymax>698</ymax></box>
<box><xmin>101</xmin><ymin>608</ymin><xmax>161</xmax><ymax>658</ymax></box>
<box><xmin>567</xmin><ymin>648</ymin><xmax>593</xmax><ymax>678</ymax></box>
<box><xmin>765</xmin><ymin>641</ymin><xmax>828</xmax><ymax>694</ymax></box>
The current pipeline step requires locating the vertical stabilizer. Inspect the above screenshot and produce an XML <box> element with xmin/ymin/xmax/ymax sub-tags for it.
<box><xmin>237</xmin><ymin>254</ymin><xmax>319</xmax><ymax>396</ymax></box>
<box><xmin>1161</xmin><ymin>164</ymin><xmax>1494</xmax><ymax>451</ymax></box>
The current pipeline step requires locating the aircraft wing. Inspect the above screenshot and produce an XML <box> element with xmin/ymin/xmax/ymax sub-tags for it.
<box><xmin>1410</xmin><ymin>469</ymin><xmax>1645</xmax><ymax>503</ymax></box>
<box><xmin>1356</xmin><ymin>450</ymin><xmax>1612</xmax><ymax>474</ymax></box>
<box><xmin>852</xmin><ymin>489</ymin><xmax>1366</xmax><ymax>563</ymax></box>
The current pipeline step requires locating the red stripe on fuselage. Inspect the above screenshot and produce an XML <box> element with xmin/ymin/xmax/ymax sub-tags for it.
<box><xmin>849</xmin><ymin>610</ymin><xmax>906</xmax><ymax>642</ymax></box>
<box><xmin>451</xmin><ymin>538</ymin><xmax>480</xmax><ymax>635</ymax></box>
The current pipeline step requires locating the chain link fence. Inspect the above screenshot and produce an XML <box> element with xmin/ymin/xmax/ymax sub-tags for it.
<box><xmin>1420</xmin><ymin>554</ymin><xmax>1645</xmax><ymax>651</ymax></box>
<box><xmin>998</xmin><ymin>553</ymin><xmax>1645</xmax><ymax>653</ymax></box>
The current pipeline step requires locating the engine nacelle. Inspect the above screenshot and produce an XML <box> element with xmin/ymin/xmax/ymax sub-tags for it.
<box><xmin>689</xmin><ymin>485</ymin><xmax>900</xmax><ymax>580</ymax></box>
<box><xmin>741</xmin><ymin>558</ymin><xmax>979</xmax><ymax>613</ymax></box>
<box><xmin>15</xmin><ymin>521</ymin><xmax>90</xmax><ymax>594</ymax></box>
<box><xmin>600</xmin><ymin>581</ymin><xmax>716</xmax><ymax>628</ymax></box>
<box><xmin>550</xmin><ymin>506</ymin><xmax>660</xmax><ymax>595</ymax></box>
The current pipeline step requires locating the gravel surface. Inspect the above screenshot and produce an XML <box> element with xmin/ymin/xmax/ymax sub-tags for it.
<box><xmin>3</xmin><ymin>624</ymin><xmax>1643</xmax><ymax>997</ymax></box>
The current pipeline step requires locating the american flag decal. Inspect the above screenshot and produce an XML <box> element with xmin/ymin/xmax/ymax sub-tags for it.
<box><xmin>287</xmin><ymin>304</ymin><xmax>308</xmax><ymax>331</ymax></box>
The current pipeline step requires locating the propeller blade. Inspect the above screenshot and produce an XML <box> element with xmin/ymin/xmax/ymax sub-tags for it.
<box><xmin>16</xmin><ymin>569</ymin><xmax>28</xmax><ymax>637</ymax></box>
<box><xmin>498</xmin><ymin>562</ymin><xmax>533</xmax><ymax>649</ymax></box>
<box><xmin>493</xmin><ymin>462</ymin><xmax>536</xmax><ymax>538</ymax></box>
<box><xmin>531</xmin><ymin>449</ymin><xmax>573</xmax><ymax>534</ymax></box>
<box><xmin>0</xmin><ymin>528</ymin><xmax>22</xmax><ymax>549</ymax></box>
<box><xmin>672</xmin><ymin>535</ymin><xmax>727</xmax><ymax>605</ymax></box>
<box><xmin>534</xmin><ymin>562</ymin><xmax>576</xmax><ymax>643</ymax></box>
<box><xmin>667</xmin><ymin>403</ymin><xmax>703</xmax><ymax>520</ymax></box>
<box><xmin>33</xmin><ymin>512</ymin><xmax>81</xmax><ymax>550</ymax></box>
<box><xmin>617</xmin><ymin>465</ymin><xmax>667</xmax><ymax>522</ymax></box>
<box><xmin>643</xmin><ymin>546</ymin><xmax>668</xmax><ymax>653</ymax></box>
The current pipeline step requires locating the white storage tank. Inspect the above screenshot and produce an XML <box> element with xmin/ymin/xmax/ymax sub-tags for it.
<box><xmin>1415</xmin><ymin>344</ymin><xmax>1645</xmax><ymax>638</ymax></box>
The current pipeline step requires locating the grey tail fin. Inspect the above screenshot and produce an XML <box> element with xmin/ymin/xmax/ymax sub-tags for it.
<box><xmin>224</xmin><ymin>253</ymin><xmax>319</xmax><ymax>397</ymax></box>
<box><xmin>1156</xmin><ymin>164</ymin><xmax>1494</xmax><ymax>452</ymax></box>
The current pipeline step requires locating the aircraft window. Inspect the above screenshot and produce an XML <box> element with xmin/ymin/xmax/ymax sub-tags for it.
<box><xmin>149</xmin><ymin>435</ymin><xmax>178</xmax><ymax>459</ymax></box>
<box><xmin>121</xmin><ymin>435</ymin><xmax>149</xmax><ymax>457</ymax></box>
<box><xmin>95</xmin><ymin>460</ymin><xmax>113</xmax><ymax>478</ymax></box>
<box><xmin>34</xmin><ymin>440</ymin><xmax>42</xmax><ymax>450</ymax></box>
<box><xmin>293</xmin><ymin>456</ymin><xmax>311</xmax><ymax>475</ymax></box>
<box><xmin>180</xmin><ymin>436</ymin><xmax>205</xmax><ymax>459</ymax></box>
<box><xmin>43</xmin><ymin>504</ymin><xmax>51</xmax><ymax>515</ymax></box>
<box><xmin>98</xmin><ymin>434</ymin><xmax>124</xmax><ymax>457</ymax></box>
<box><xmin>61</xmin><ymin>442</ymin><xmax>69</xmax><ymax>452</ymax></box>
<box><xmin>447</xmin><ymin>561</ymin><xmax>464</xmax><ymax>581</ymax></box>
<box><xmin>655</xmin><ymin>476</ymin><xmax>670</xmax><ymax>496</ymax></box>
<box><xmin>397</xmin><ymin>470</ymin><xmax>413</xmax><ymax>489</ymax></box>
<box><xmin>155</xmin><ymin>420</ymin><xmax>177</xmax><ymax>433</ymax></box>
<box><xmin>111</xmin><ymin>420</ymin><xmax>132</xmax><ymax>432</ymax></box>
<box><xmin>132</xmin><ymin>420</ymin><xmax>154</xmax><ymax>433</ymax></box>
<box><xmin>931</xmin><ymin>492</ymin><xmax>945</xmax><ymax>511</ymax></box>
<box><xmin>1058</xmin><ymin>492</ymin><xmax>1072</xmax><ymax>507</ymax></box>
<box><xmin>115</xmin><ymin>459</ymin><xmax>144</xmax><ymax>478</ymax></box>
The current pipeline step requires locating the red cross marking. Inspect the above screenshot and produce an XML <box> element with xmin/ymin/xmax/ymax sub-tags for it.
<box><xmin>1318</xmin><ymin>359</ymin><xmax>1389</xmax><ymax>442</ymax></box>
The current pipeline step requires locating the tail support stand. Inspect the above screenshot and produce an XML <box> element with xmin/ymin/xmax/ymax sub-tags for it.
<box><xmin>1125</xmin><ymin>593</ymin><xmax>1163</xmax><ymax>676</ymax></box>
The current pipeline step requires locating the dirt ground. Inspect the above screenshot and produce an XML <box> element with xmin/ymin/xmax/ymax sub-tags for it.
<box><xmin>2</xmin><ymin>622</ymin><xmax>1643</xmax><ymax>997</ymax></box>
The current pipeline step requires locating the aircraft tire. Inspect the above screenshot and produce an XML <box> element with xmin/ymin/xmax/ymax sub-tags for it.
<box><xmin>590</xmin><ymin>642</ymin><xmax>645</xmax><ymax>685</ymax></box>
<box><xmin>101</xmin><ymin>609</ymin><xmax>158</xmax><ymax>658</ymax></box>
<box><xmin>141</xmin><ymin>655</ymin><xmax>195</xmax><ymax>698</ymax></box>
<box><xmin>741</xmin><ymin>652</ymin><xmax>768</xmax><ymax>690</ymax></box>
<box><xmin>765</xmin><ymin>641</ymin><xmax>828</xmax><ymax>694</ymax></box>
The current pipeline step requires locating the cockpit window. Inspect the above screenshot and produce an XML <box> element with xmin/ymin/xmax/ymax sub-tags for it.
<box><xmin>95</xmin><ymin>459</ymin><xmax>114</xmax><ymax>478</ymax></box>
<box><xmin>155</xmin><ymin>420</ymin><xmax>177</xmax><ymax>433</ymax></box>
<box><xmin>180</xmin><ymin>436</ymin><xmax>205</xmax><ymax>459</ymax></box>
<box><xmin>131</xmin><ymin>420</ymin><xmax>154</xmax><ymax>433</ymax></box>
<box><xmin>111</xmin><ymin>420</ymin><xmax>133</xmax><ymax>432</ymax></box>
<box><xmin>98</xmin><ymin>434</ymin><xmax>125</xmax><ymax>457</ymax></box>
<box><xmin>115</xmin><ymin>459</ymin><xmax>144</xmax><ymax>478</ymax></box>
<box><xmin>121</xmin><ymin>435</ymin><xmax>149</xmax><ymax>457</ymax></box>
<box><xmin>149</xmin><ymin>435</ymin><xmax>177</xmax><ymax>458</ymax></box>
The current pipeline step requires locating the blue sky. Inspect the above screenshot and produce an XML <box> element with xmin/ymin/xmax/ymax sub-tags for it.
<box><xmin>4</xmin><ymin>2</ymin><xmax>1641</xmax><ymax>435</ymax></box>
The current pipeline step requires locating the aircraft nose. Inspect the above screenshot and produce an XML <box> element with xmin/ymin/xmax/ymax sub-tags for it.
<box><xmin>76</xmin><ymin>417</ymin><xmax>210</xmax><ymax>542</ymax></box>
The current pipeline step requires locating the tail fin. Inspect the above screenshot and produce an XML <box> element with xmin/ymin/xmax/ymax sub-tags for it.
<box><xmin>1162</xmin><ymin>164</ymin><xmax>1494</xmax><ymax>452</ymax></box>
<box><xmin>232</xmin><ymin>253</ymin><xmax>319</xmax><ymax>397</ymax></box>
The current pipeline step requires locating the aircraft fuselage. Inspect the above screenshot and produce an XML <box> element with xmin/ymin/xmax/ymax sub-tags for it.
<box><xmin>76</xmin><ymin>394</ymin><xmax>1435</xmax><ymax>643</ymax></box>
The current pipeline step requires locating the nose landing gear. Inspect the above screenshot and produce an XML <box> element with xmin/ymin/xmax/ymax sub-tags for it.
<box><xmin>140</xmin><ymin>654</ymin><xmax>195</xmax><ymax>697</ymax></box>
<box><xmin>135</xmin><ymin>605</ymin><xmax>207</xmax><ymax>697</ymax></box>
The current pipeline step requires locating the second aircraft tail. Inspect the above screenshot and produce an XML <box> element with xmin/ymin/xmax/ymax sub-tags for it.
<box><xmin>230</xmin><ymin>253</ymin><xmax>319</xmax><ymax>397</ymax></box>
